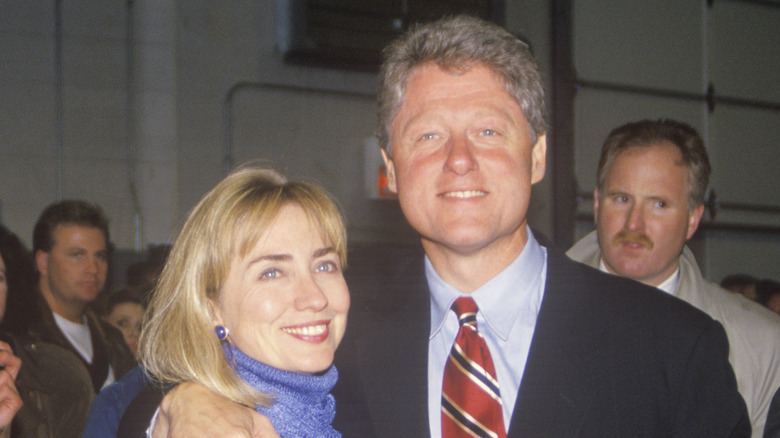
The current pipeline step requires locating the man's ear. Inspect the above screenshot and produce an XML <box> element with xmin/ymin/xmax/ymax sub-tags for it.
<box><xmin>530</xmin><ymin>133</ymin><xmax>547</xmax><ymax>185</ymax></box>
<box><xmin>381</xmin><ymin>148</ymin><xmax>398</xmax><ymax>194</ymax></box>
<box><xmin>35</xmin><ymin>250</ymin><xmax>49</xmax><ymax>279</ymax></box>
<box><xmin>686</xmin><ymin>204</ymin><xmax>705</xmax><ymax>240</ymax></box>
<box><xmin>593</xmin><ymin>189</ymin><xmax>600</xmax><ymax>224</ymax></box>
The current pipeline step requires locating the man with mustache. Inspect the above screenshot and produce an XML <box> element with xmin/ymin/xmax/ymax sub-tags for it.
<box><xmin>567</xmin><ymin>118</ymin><xmax>780</xmax><ymax>437</ymax></box>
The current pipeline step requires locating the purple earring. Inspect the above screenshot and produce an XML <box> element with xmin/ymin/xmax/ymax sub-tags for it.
<box><xmin>215</xmin><ymin>325</ymin><xmax>229</xmax><ymax>341</ymax></box>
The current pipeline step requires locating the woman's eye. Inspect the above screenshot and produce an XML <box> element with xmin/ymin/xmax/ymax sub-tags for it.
<box><xmin>260</xmin><ymin>268</ymin><xmax>281</xmax><ymax>280</ymax></box>
<box><xmin>316</xmin><ymin>261</ymin><xmax>339</xmax><ymax>273</ymax></box>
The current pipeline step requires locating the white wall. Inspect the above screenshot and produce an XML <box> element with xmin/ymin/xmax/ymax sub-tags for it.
<box><xmin>1</xmin><ymin>0</ymin><xmax>777</xmax><ymax>285</ymax></box>
<box><xmin>0</xmin><ymin>1</ymin><xmax>553</xmax><ymax>253</ymax></box>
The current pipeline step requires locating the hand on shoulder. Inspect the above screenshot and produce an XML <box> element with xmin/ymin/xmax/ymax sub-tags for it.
<box><xmin>153</xmin><ymin>382</ymin><xmax>279</xmax><ymax>438</ymax></box>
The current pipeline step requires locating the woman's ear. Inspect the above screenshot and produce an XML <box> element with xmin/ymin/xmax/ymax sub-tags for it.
<box><xmin>207</xmin><ymin>298</ymin><xmax>222</xmax><ymax>327</ymax></box>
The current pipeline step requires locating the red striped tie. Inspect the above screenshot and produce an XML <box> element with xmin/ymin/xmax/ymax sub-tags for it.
<box><xmin>442</xmin><ymin>297</ymin><xmax>506</xmax><ymax>438</ymax></box>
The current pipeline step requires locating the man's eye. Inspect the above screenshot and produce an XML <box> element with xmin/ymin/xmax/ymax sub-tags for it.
<box><xmin>420</xmin><ymin>133</ymin><xmax>438</xmax><ymax>140</ymax></box>
<box><xmin>481</xmin><ymin>129</ymin><xmax>497</xmax><ymax>136</ymax></box>
<box><xmin>613</xmin><ymin>196</ymin><xmax>629</xmax><ymax>203</ymax></box>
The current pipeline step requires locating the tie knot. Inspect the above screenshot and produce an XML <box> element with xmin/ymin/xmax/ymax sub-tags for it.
<box><xmin>452</xmin><ymin>297</ymin><xmax>478</xmax><ymax>327</ymax></box>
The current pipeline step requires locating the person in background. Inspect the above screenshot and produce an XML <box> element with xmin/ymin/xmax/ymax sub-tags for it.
<box><xmin>721</xmin><ymin>274</ymin><xmax>759</xmax><ymax>301</ymax></box>
<box><xmin>755</xmin><ymin>279</ymin><xmax>780</xmax><ymax>315</ymax></box>
<box><xmin>99</xmin><ymin>287</ymin><xmax>146</xmax><ymax>356</ymax></box>
<box><xmin>0</xmin><ymin>223</ymin><xmax>93</xmax><ymax>438</ymax></box>
<box><xmin>765</xmin><ymin>387</ymin><xmax>780</xmax><ymax>438</ymax></box>
<box><xmin>5</xmin><ymin>201</ymin><xmax>135</xmax><ymax>436</ymax></box>
<box><xmin>0</xmin><ymin>225</ymin><xmax>25</xmax><ymax>437</ymax></box>
<box><xmin>567</xmin><ymin>118</ymin><xmax>780</xmax><ymax>437</ymax></box>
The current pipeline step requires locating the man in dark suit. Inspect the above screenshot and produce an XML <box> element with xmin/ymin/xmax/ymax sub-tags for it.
<box><xmin>145</xmin><ymin>15</ymin><xmax>749</xmax><ymax>437</ymax></box>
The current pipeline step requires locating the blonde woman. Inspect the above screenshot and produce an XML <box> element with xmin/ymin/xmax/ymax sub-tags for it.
<box><xmin>122</xmin><ymin>167</ymin><xmax>349</xmax><ymax>438</ymax></box>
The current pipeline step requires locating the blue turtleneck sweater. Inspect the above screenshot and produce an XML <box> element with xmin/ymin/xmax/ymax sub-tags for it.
<box><xmin>226</xmin><ymin>345</ymin><xmax>340</xmax><ymax>438</ymax></box>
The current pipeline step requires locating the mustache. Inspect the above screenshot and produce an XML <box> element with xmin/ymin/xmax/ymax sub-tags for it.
<box><xmin>613</xmin><ymin>231</ymin><xmax>654</xmax><ymax>250</ymax></box>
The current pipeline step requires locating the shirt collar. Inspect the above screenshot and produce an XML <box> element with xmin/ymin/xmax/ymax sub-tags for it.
<box><xmin>428</xmin><ymin>228</ymin><xmax>546</xmax><ymax>341</ymax></box>
<box><xmin>597</xmin><ymin>258</ymin><xmax>680</xmax><ymax>295</ymax></box>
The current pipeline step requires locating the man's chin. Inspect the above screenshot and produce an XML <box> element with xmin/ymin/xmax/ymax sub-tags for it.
<box><xmin>79</xmin><ymin>290</ymin><xmax>103</xmax><ymax>302</ymax></box>
<box><xmin>605</xmin><ymin>256</ymin><xmax>649</xmax><ymax>279</ymax></box>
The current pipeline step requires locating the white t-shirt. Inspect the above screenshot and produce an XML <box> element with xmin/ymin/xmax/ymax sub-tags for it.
<box><xmin>52</xmin><ymin>312</ymin><xmax>116</xmax><ymax>388</ymax></box>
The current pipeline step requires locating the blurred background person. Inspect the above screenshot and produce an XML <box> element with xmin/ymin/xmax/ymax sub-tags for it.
<box><xmin>24</xmin><ymin>200</ymin><xmax>136</xmax><ymax>393</ymax></box>
<box><xmin>0</xmin><ymin>225</ymin><xmax>25</xmax><ymax>437</ymax></box>
<box><xmin>755</xmin><ymin>279</ymin><xmax>780</xmax><ymax>316</ymax></box>
<box><xmin>0</xmin><ymin>222</ymin><xmax>93</xmax><ymax>438</ymax></box>
<box><xmin>98</xmin><ymin>287</ymin><xmax>146</xmax><ymax>356</ymax></box>
<box><xmin>721</xmin><ymin>274</ymin><xmax>759</xmax><ymax>301</ymax></box>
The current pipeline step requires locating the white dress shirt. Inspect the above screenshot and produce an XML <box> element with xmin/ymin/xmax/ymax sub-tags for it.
<box><xmin>427</xmin><ymin>228</ymin><xmax>547</xmax><ymax>437</ymax></box>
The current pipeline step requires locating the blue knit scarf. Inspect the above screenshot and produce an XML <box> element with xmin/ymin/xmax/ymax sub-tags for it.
<box><xmin>225</xmin><ymin>344</ymin><xmax>341</xmax><ymax>438</ymax></box>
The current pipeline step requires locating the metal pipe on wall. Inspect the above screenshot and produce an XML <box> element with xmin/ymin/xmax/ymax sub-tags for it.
<box><xmin>575</xmin><ymin>80</ymin><xmax>780</xmax><ymax>113</ymax></box>
<box><xmin>708</xmin><ymin>0</ymin><xmax>780</xmax><ymax>8</ymax></box>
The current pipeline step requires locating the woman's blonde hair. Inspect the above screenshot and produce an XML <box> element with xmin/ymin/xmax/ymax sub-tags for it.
<box><xmin>138</xmin><ymin>166</ymin><xmax>347</xmax><ymax>407</ymax></box>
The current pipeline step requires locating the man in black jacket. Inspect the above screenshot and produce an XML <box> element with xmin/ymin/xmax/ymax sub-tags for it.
<box><xmin>121</xmin><ymin>15</ymin><xmax>750</xmax><ymax>438</ymax></box>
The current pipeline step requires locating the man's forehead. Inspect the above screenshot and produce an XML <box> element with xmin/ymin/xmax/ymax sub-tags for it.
<box><xmin>605</xmin><ymin>145</ymin><xmax>690</xmax><ymax>195</ymax></box>
<box><xmin>51</xmin><ymin>224</ymin><xmax>107</xmax><ymax>248</ymax></box>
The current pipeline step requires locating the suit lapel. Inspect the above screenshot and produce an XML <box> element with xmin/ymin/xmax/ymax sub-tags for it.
<box><xmin>358</xmin><ymin>299</ymin><xmax>430</xmax><ymax>436</ymax></box>
<box><xmin>352</xmin><ymin>246</ymin><xmax>431</xmax><ymax>437</ymax></box>
<box><xmin>508</xmin><ymin>250</ymin><xmax>604</xmax><ymax>438</ymax></box>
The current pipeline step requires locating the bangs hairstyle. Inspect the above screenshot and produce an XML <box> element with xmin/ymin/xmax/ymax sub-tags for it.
<box><xmin>596</xmin><ymin>119</ymin><xmax>711</xmax><ymax>208</ymax></box>
<box><xmin>139</xmin><ymin>167</ymin><xmax>347</xmax><ymax>407</ymax></box>
<box><xmin>377</xmin><ymin>15</ymin><xmax>547</xmax><ymax>155</ymax></box>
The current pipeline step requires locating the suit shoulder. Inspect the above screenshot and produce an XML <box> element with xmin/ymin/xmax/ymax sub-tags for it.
<box><xmin>546</xmin><ymin>248</ymin><xmax>719</xmax><ymax>332</ymax></box>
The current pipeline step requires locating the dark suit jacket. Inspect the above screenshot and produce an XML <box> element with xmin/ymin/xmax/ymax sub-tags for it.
<box><xmin>765</xmin><ymin>387</ymin><xmax>780</xmax><ymax>438</ymax></box>
<box><xmin>333</xmin><ymin>243</ymin><xmax>750</xmax><ymax>438</ymax></box>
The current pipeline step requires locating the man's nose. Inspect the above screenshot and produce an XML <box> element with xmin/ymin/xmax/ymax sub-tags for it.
<box><xmin>625</xmin><ymin>205</ymin><xmax>645</xmax><ymax>231</ymax></box>
<box><xmin>443</xmin><ymin>134</ymin><xmax>478</xmax><ymax>175</ymax></box>
<box><xmin>85</xmin><ymin>256</ymin><xmax>100</xmax><ymax>273</ymax></box>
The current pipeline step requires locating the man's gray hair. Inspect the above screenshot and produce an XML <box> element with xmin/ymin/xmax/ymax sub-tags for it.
<box><xmin>377</xmin><ymin>15</ymin><xmax>547</xmax><ymax>155</ymax></box>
